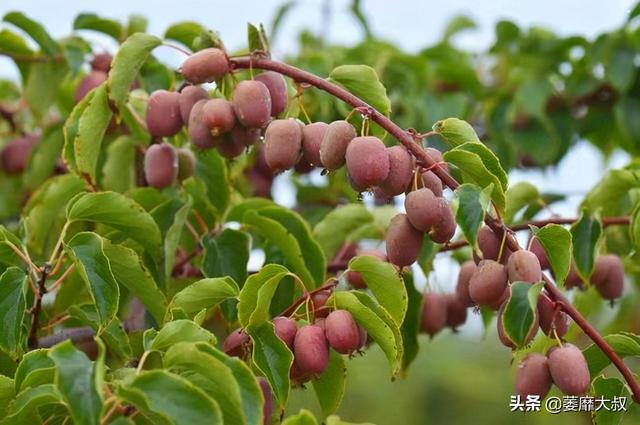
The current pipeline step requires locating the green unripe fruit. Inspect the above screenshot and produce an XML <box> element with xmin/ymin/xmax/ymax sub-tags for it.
<box><xmin>264</xmin><ymin>119</ymin><xmax>302</xmax><ymax>172</ymax></box>
<box><xmin>178</xmin><ymin>85</ymin><xmax>208</xmax><ymax>123</ymax></box>
<box><xmin>223</xmin><ymin>328</ymin><xmax>250</xmax><ymax>358</ymax></box>
<box><xmin>428</xmin><ymin>198</ymin><xmax>456</xmax><ymax>244</ymax></box>
<box><xmin>176</xmin><ymin>148</ymin><xmax>196</xmax><ymax>181</ymax></box>
<box><xmin>591</xmin><ymin>254</ymin><xmax>624</xmax><ymax>300</ymax></box>
<box><xmin>319</xmin><ymin>120</ymin><xmax>356</xmax><ymax>170</ymax></box>
<box><xmin>345</xmin><ymin>136</ymin><xmax>390</xmax><ymax>190</ymax></box>
<box><xmin>404</xmin><ymin>188</ymin><xmax>440</xmax><ymax>232</ymax></box>
<box><xmin>547</xmin><ymin>343</ymin><xmax>590</xmax><ymax>395</ymax></box>
<box><xmin>293</xmin><ymin>325</ymin><xmax>329</xmax><ymax>375</ymax></box>
<box><xmin>537</xmin><ymin>292</ymin><xmax>568</xmax><ymax>337</ymax></box>
<box><xmin>515</xmin><ymin>354</ymin><xmax>552</xmax><ymax>399</ymax></box>
<box><xmin>421</xmin><ymin>170</ymin><xmax>443</xmax><ymax>197</ymax></box>
<box><xmin>325</xmin><ymin>310</ymin><xmax>361</xmax><ymax>354</ymax></box>
<box><xmin>507</xmin><ymin>250</ymin><xmax>542</xmax><ymax>283</ymax></box>
<box><xmin>421</xmin><ymin>292</ymin><xmax>448</xmax><ymax>337</ymax></box>
<box><xmin>232</xmin><ymin>80</ymin><xmax>272</xmax><ymax>129</ymax></box>
<box><xmin>385</xmin><ymin>213</ymin><xmax>423</xmax><ymax>267</ymax></box>
<box><xmin>146</xmin><ymin>90</ymin><xmax>183</xmax><ymax>137</ymax></box>
<box><xmin>74</xmin><ymin>71</ymin><xmax>108</xmax><ymax>103</ymax></box>
<box><xmin>301</xmin><ymin>122</ymin><xmax>328</xmax><ymax>166</ymax></box>
<box><xmin>255</xmin><ymin>71</ymin><xmax>288</xmax><ymax>116</ymax></box>
<box><xmin>90</xmin><ymin>53</ymin><xmax>112</xmax><ymax>73</ymax></box>
<box><xmin>144</xmin><ymin>143</ymin><xmax>178</xmax><ymax>188</ymax></box>
<box><xmin>444</xmin><ymin>294</ymin><xmax>467</xmax><ymax>329</ymax></box>
<box><xmin>378</xmin><ymin>145</ymin><xmax>413</xmax><ymax>197</ymax></box>
<box><xmin>456</xmin><ymin>261</ymin><xmax>477</xmax><ymax>307</ymax></box>
<box><xmin>181</xmin><ymin>48</ymin><xmax>229</xmax><ymax>84</ymax></box>
<box><xmin>272</xmin><ymin>316</ymin><xmax>297</xmax><ymax>350</ymax></box>
<box><xmin>0</xmin><ymin>134</ymin><xmax>38</xmax><ymax>174</ymax></box>
<box><xmin>188</xmin><ymin>99</ymin><xmax>217</xmax><ymax>149</ymax></box>
<box><xmin>201</xmin><ymin>98</ymin><xmax>236</xmax><ymax>135</ymax></box>
<box><xmin>468</xmin><ymin>259</ymin><xmax>508</xmax><ymax>307</ymax></box>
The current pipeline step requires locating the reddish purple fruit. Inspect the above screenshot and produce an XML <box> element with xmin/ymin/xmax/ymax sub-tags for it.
<box><xmin>319</xmin><ymin>120</ymin><xmax>356</xmax><ymax>170</ymax></box>
<box><xmin>324</xmin><ymin>310</ymin><xmax>361</xmax><ymax>354</ymax></box>
<box><xmin>345</xmin><ymin>136</ymin><xmax>390</xmax><ymax>190</ymax></box>
<box><xmin>90</xmin><ymin>53</ymin><xmax>112</xmax><ymax>73</ymax></box>
<box><xmin>404</xmin><ymin>188</ymin><xmax>440</xmax><ymax>232</ymax></box>
<box><xmin>477</xmin><ymin>226</ymin><xmax>511</xmax><ymax>263</ymax></box>
<box><xmin>421</xmin><ymin>292</ymin><xmax>448</xmax><ymax>337</ymax></box>
<box><xmin>537</xmin><ymin>292</ymin><xmax>568</xmax><ymax>337</ymax></box>
<box><xmin>223</xmin><ymin>328</ymin><xmax>250</xmax><ymax>358</ymax></box>
<box><xmin>144</xmin><ymin>143</ymin><xmax>178</xmax><ymax>188</ymax></box>
<box><xmin>445</xmin><ymin>294</ymin><xmax>467</xmax><ymax>329</ymax></box>
<box><xmin>547</xmin><ymin>343</ymin><xmax>591</xmax><ymax>395</ymax></box>
<box><xmin>346</xmin><ymin>249</ymin><xmax>387</xmax><ymax>289</ymax></box>
<box><xmin>507</xmin><ymin>250</ymin><xmax>542</xmax><ymax>283</ymax></box>
<box><xmin>421</xmin><ymin>170</ymin><xmax>443</xmax><ymax>197</ymax></box>
<box><xmin>311</xmin><ymin>290</ymin><xmax>332</xmax><ymax>318</ymax></box>
<box><xmin>385</xmin><ymin>213</ymin><xmax>423</xmax><ymax>268</ymax></box>
<box><xmin>264</xmin><ymin>119</ymin><xmax>302</xmax><ymax>172</ymax></box>
<box><xmin>177</xmin><ymin>148</ymin><xmax>196</xmax><ymax>181</ymax></box>
<box><xmin>0</xmin><ymin>134</ymin><xmax>38</xmax><ymax>174</ymax></box>
<box><xmin>257</xmin><ymin>377</ymin><xmax>273</xmax><ymax>425</ymax></box>
<box><xmin>564</xmin><ymin>263</ymin><xmax>585</xmax><ymax>290</ymax></box>
<box><xmin>468</xmin><ymin>260</ymin><xmax>508</xmax><ymax>307</ymax></box>
<box><xmin>215</xmin><ymin>133</ymin><xmax>246</xmax><ymax>159</ymax></box>
<box><xmin>74</xmin><ymin>71</ymin><xmax>108</xmax><ymax>103</ymax></box>
<box><xmin>273</xmin><ymin>316</ymin><xmax>297</xmax><ymax>350</ymax></box>
<box><xmin>181</xmin><ymin>48</ymin><xmax>229</xmax><ymax>84</ymax></box>
<box><xmin>456</xmin><ymin>261</ymin><xmax>477</xmax><ymax>307</ymax></box>
<box><xmin>231</xmin><ymin>126</ymin><xmax>261</xmax><ymax>148</ymax></box>
<box><xmin>377</xmin><ymin>145</ymin><xmax>414</xmax><ymax>197</ymax></box>
<box><xmin>591</xmin><ymin>255</ymin><xmax>624</xmax><ymax>300</ymax></box>
<box><xmin>428</xmin><ymin>198</ymin><xmax>456</xmax><ymax>244</ymax></box>
<box><xmin>529</xmin><ymin>237</ymin><xmax>550</xmax><ymax>269</ymax></box>
<box><xmin>425</xmin><ymin>147</ymin><xmax>448</xmax><ymax>172</ymax></box>
<box><xmin>178</xmin><ymin>85</ymin><xmax>209</xmax><ymax>123</ymax></box>
<box><xmin>255</xmin><ymin>71</ymin><xmax>288</xmax><ymax>116</ymax></box>
<box><xmin>515</xmin><ymin>354</ymin><xmax>552</xmax><ymax>399</ymax></box>
<box><xmin>146</xmin><ymin>90</ymin><xmax>183</xmax><ymax>137</ymax></box>
<box><xmin>293</xmin><ymin>325</ymin><xmax>329</xmax><ymax>375</ymax></box>
<box><xmin>188</xmin><ymin>100</ymin><xmax>217</xmax><ymax>149</ymax></box>
<box><xmin>201</xmin><ymin>98</ymin><xmax>236</xmax><ymax>135</ymax></box>
<box><xmin>232</xmin><ymin>80</ymin><xmax>272</xmax><ymax>129</ymax></box>
<box><xmin>357</xmin><ymin>326</ymin><xmax>368</xmax><ymax>349</ymax></box>
<box><xmin>301</xmin><ymin>122</ymin><xmax>328</xmax><ymax>166</ymax></box>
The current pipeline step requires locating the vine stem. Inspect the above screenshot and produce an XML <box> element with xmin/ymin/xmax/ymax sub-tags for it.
<box><xmin>27</xmin><ymin>264</ymin><xmax>51</xmax><ymax>348</ymax></box>
<box><xmin>230</xmin><ymin>56</ymin><xmax>640</xmax><ymax>402</ymax></box>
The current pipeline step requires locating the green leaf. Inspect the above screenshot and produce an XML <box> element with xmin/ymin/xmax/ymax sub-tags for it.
<box><xmin>164</xmin><ymin>22</ymin><xmax>207</xmax><ymax>51</ymax></box>
<box><xmin>451</xmin><ymin>183</ymin><xmax>491</xmax><ymax>251</ymax></box>
<box><xmin>195</xmin><ymin>149</ymin><xmax>231</xmax><ymax>215</ymax></box>
<box><xmin>69</xmin><ymin>305</ymin><xmax>131</xmax><ymax>361</ymax></box>
<box><xmin>73</xmin><ymin>13</ymin><xmax>122</xmax><ymax>41</ymax></box>
<box><xmin>400</xmin><ymin>273</ymin><xmax>422</xmax><ymax>374</ymax></box>
<box><xmin>443</xmin><ymin>145</ymin><xmax>506</xmax><ymax>213</ymax></box>
<box><xmin>453</xmin><ymin>142</ymin><xmax>508</xmax><ymax>191</ymax></box>
<box><xmin>591</xmin><ymin>376</ymin><xmax>630</xmax><ymax>425</ymax></box>
<box><xmin>74</xmin><ymin>83</ymin><xmax>113</xmax><ymax>183</ymax></box>
<box><xmin>117</xmin><ymin>370</ymin><xmax>222</xmax><ymax>425</ymax></box>
<box><xmin>583</xmin><ymin>169</ymin><xmax>640</xmax><ymax>216</ymax></box>
<box><xmin>102</xmin><ymin>136</ymin><xmax>137</xmax><ymax>193</ymax></box>
<box><xmin>328</xmin><ymin>65</ymin><xmax>391</xmax><ymax>117</ymax></box>
<box><xmin>326</xmin><ymin>415</ymin><xmax>375</xmax><ymax>425</ymax></box>
<box><xmin>49</xmin><ymin>341</ymin><xmax>103</xmax><ymax>425</ymax></box>
<box><xmin>164</xmin><ymin>342</ymin><xmax>250</xmax><ymax>425</ymax></box>
<box><xmin>14</xmin><ymin>349</ymin><xmax>55</xmax><ymax>392</ymax></box>
<box><xmin>514</xmin><ymin>78</ymin><xmax>553</xmax><ymax>120</ymax></box>
<box><xmin>347</xmin><ymin>256</ymin><xmax>407</xmax><ymax>326</ymax></box>
<box><xmin>0</xmin><ymin>267</ymin><xmax>27</xmax><ymax>356</ymax></box>
<box><xmin>23</xmin><ymin>123</ymin><xmax>64</xmax><ymax>190</ymax></box>
<box><xmin>164</xmin><ymin>200</ymin><xmax>191</xmax><ymax>278</ymax></box>
<box><xmin>63</xmin><ymin>86</ymin><xmax>94</xmax><ymax>172</ymax></box>
<box><xmin>237</xmin><ymin>264</ymin><xmax>289</xmax><ymax>327</ymax></box>
<box><xmin>505</xmin><ymin>182</ymin><xmax>540</xmax><ymax>223</ymax></box>
<box><xmin>102</xmin><ymin>241</ymin><xmax>167</xmax><ymax>325</ymax></box>
<box><xmin>0</xmin><ymin>384</ymin><xmax>63</xmax><ymax>425</ymax></box>
<box><xmin>108</xmin><ymin>33</ymin><xmax>161</xmax><ymax>107</ymax></box>
<box><xmin>432</xmin><ymin>117</ymin><xmax>480</xmax><ymax>147</ymax></box>
<box><xmin>203</xmin><ymin>344</ymin><xmax>263</xmax><ymax>425</ymax></box>
<box><xmin>631</xmin><ymin>203</ymin><xmax>640</xmax><ymax>252</ymax></box>
<box><xmin>65</xmin><ymin>232</ymin><xmax>119</xmax><ymax>330</ymax></box>
<box><xmin>501</xmin><ymin>282</ymin><xmax>543</xmax><ymax>348</ymax></box>
<box><xmin>0</xmin><ymin>227</ymin><xmax>22</xmax><ymax>267</ymax></box>
<box><xmin>570</xmin><ymin>210</ymin><xmax>602</xmax><ymax>282</ymax></box>
<box><xmin>282</xmin><ymin>409</ymin><xmax>318</xmax><ymax>425</ymax></box>
<box><xmin>583</xmin><ymin>332</ymin><xmax>640</xmax><ymax>376</ymax></box>
<box><xmin>530</xmin><ymin>224</ymin><xmax>572</xmax><ymax>286</ymax></box>
<box><xmin>312</xmin><ymin>204</ymin><xmax>373</xmax><ymax>260</ymax></box>
<box><xmin>169</xmin><ymin>277</ymin><xmax>239</xmax><ymax>317</ymax></box>
<box><xmin>312</xmin><ymin>350</ymin><xmax>346</xmax><ymax>418</ymax></box>
<box><xmin>330</xmin><ymin>291</ymin><xmax>402</xmax><ymax>377</ymax></box>
<box><xmin>0</xmin><ymin>375</ymin><xmax>14</xmax><ymax>418</ymax></box>
<box><xmin>246</xmin><ymin>322</ymin><xmax>293</xmax><ymax>408</ymax></box>
<box><xmin>247</xmin><ymin>23</ymin><xmax>269</xmax><ymax>52</ymax></box>
<box><xmin>67</xmin><ymin>191</ymin><xmax>162</xmax><ymax>259</ymax></box>
<box><xmin>442</xmin><ymin>15</ymin><xmax>476</xmax><ymax>41</ymax></box>
<box><xmin>606</xmin><ymin>42</ymin><xmax>636</xmax><ymax>92</ymax></box>
<box><xmin>202</xmin><ymin>228</ymin><xmax>250</xmax><ymax>284</ymax></box>
<box><xmin>24</xmin><ymin>61</ymin><xmax>69</xmax><ymax>120</ymax></box>
<box><xmin>3</xmin><ymin>12</ymin><xmax>59</xmax><ymax>56</ymax></box>
<box><xmin>148</xmin><ymin>320</ymin><xmax>216</xmax><ymax>351</ymax></box>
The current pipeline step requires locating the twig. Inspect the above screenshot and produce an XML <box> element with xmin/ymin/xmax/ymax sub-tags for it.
<box><xmin>36</xmin><ymin>327</ymin><xmax>95</xmax><ymax>348</ymax></box>
<box><xmin>28</xmin><ymin>264</ymin><xmax>51</xmax><ymax>348</ymax></box>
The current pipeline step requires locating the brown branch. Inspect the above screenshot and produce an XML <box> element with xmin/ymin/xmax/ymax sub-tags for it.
<box><xmin>230</xmin><ymin>56</ymin><xmax>640</xmax><ymax>403</ymax></box>
<box><xmin>27</xmin><ymin>264</ymin><xmax>51</xmax><ymax>348</ymax></box>
<box><xmin>36</xmin><ymin>327</ymin><xmax>95</xmax><ymax>349</ymax></box>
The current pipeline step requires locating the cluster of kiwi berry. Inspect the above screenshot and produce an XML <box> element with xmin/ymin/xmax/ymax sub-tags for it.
<box><xmin>223</xmin><ymin>304</ymin><xmax>366</xmax><ymax>386</ymax></box>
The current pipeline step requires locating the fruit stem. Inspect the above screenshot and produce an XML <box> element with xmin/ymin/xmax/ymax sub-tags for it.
<box><xmin>230</xmin><ymin>56</ymin><xmax>640</xmax><ymax>403</ymax></box>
